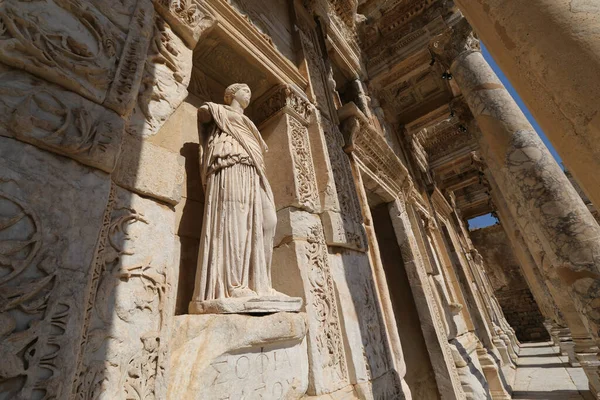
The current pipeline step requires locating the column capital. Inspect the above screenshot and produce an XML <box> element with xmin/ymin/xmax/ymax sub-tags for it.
<box><xmin>430</xmin><ymin>19</ymin><xmax>480</xmax><ymax>68</ymax></box>
<box><xmin>253</xmin><ymin>84</ymin><xmax>313</xmax><ymax>127</ymax></box>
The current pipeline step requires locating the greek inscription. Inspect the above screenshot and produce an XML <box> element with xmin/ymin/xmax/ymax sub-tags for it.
<box><xmin>206</xmin><ymin>347</ymin><xmax>299</xmax><ymax>399</ymax></box>
<box><xmin>235</xmin><ymin>355</ymin><xmax>250</xmax><ymax>379</ymax></box>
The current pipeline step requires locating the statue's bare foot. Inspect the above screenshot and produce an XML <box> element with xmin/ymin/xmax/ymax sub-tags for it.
<box><xmin>231</xmin><ymin>287</ymin><xmax>257</xmax><ymax>298</ymax></box>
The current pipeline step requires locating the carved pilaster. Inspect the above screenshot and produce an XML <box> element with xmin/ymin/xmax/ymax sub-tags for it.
<box><xmin>258</xmin><ymin>84</ymin><xmax>320</xmax><ymax>213</ymax></box>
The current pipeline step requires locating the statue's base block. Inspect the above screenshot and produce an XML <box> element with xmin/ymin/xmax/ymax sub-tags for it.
<box><xmin>189</xmin><ymin>295</ymin><xmax>303</xmax><ymax>314</ymax></box>
<box><xmin>168</xmin><ymin>313</ymin><xmax>309</xmax><ymax>400</ymax></box>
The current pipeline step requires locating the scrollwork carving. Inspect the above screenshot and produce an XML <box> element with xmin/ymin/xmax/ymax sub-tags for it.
<box><xmin>73</xmin><ymin>191</ymin><xmax>172</xmax><ymax>400</ymax></box>
<box><xmin>0</xmin><ymin>186</ymin><xmax>71</xmax><ymax>399</ymax></box>
<box><xmin>254</xmin><ymin>84</ymin><xmax>313</xmax><ymax>126</ymax></box>
<box><xmin>290</xmin><ymin>118</ymin><xmax>319</xmax><ymax>212</ymax></box>
<box><xmin>0</xmin><ymin>66</ymin><xmax>125</xmax><ymax>173</ymax></box>
<box><xmin>153</xmin><ymin>0</ymin><xmax>216</xmax><ymax>48</ymax></box>
<box><xmin>306</xmin><ymin>225</ymin><xmax>348</xmax><ymax>385</ymax></box>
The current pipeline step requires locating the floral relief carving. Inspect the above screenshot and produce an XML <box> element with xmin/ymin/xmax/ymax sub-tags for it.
<box><xmin>127</xmin><ymin>15</ymin><xmax>193</xmax><ymax>138</ymax></box>
<box><xmin>153</xmin><ymin>0</ymin><xmax>216</xmax><ymax>48</ymax></box>
<box><xmin>0</xmin><ymin>66</ymin><xmax>125</xmax><ymax>173</ymax></box>
<box><xmin>289</xmin><ymin>117</ymin><xmax>319</xmax><ymax>212</ymax></box>
<box><xmin>0</xmin><ymin>0</ymin><xmax>118</xmax><ymax>102</ymax></box>
<box><xmin>254</xmin><ymin>84</ymin><xmax>313</xmax><ymax>126</ymax></box>
<box><xmin>74</xmin><ymin>191</ymin><xmax>172</xmax><ymax>400</ymax></box>
<box><xmin>0</xmin><ymin>186</ymin><xmax>71</xmax><ymax>399</ymax></box>
<box><xmin>0</xmin><ymin>0</ymin><xmax>154</xmax><ymax>115</ymax></box>
<box><xmin>306</xmin><ymin>225</ymin><xmax>348</xmax><ymax>386</ymax></box>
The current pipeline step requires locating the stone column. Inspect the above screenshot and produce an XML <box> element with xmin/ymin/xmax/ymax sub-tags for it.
<box><xmin>454</xmin><ymin>0</ymin><xmax>600</xmax><ymax>211</ymax></box>
<box><xmin>430</xmin><ymin>19</ymin><xmax>600</xmax><ymax>346</ymax></box>
<box><xmin>487</xmin><ymin>169</ymin><xmax>600</xmax><ymax>395</ymax></box>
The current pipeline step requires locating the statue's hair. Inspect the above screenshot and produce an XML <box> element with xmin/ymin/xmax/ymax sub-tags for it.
<box><xmin>224</xmin><ymin>83</ymin><xmax>250</xmax><ymax>105</ymax></box>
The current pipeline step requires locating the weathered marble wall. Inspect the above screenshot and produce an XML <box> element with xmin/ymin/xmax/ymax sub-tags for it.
<box><xmin>471</xmin><ymin>225</ymin><xmax>549</xmax><ymax>342</ymax></box>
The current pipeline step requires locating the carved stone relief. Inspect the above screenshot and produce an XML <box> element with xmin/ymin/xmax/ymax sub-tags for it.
<box><xmin>290</xmin><ymin>117</ymin><xmax>320</xmax><ymax>212</ymax></box>
<box><xmin>271</xmin><ymin>210</ymin><xmax>348</xmax><ymax>395</ymax></box>
<box><xmin>127</xmin><ymin>16</ymin><xmax>193</xmax><ymax>138</ymax></box>
<box><xmin>0</xmin><ymin>65</ymin><xmax>125</xmax><ymax>173</ymax></box>
<box><xmin>152</xmin><ymin>0</ymin><xmax>216</xmax><ymax>48</ymax></box>
<box><xmin>305</xmin><ymin>224</ymin><xmax>348</xmax><ymax>390</ymax></box>
<box><xmin>320</xmin><ymin>116</ymin><xmax>368</xmax><ymax>251</ymax></box>
<box><xmin>0</xmin><ymin>0</ymin><xmax>154</xmax><ymax>116</ymax></box>
<box><xmin>0</xmin><ymin>137</ymin><xmax>111</xmax><ymax>400</ymax></box>
<box><xmin>73</xmin><ymin>186</ymin><xmax>177</xmax><ymax>400</ymax></box>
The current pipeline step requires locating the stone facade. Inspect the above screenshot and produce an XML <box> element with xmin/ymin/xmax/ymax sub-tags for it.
<box><xmin>1</xmin><ymin>1</ymin><xmax>599</xmax><ymax>399</ymax></box>
<box><xmin>471</xmin><ymin>225</ymin><xmax>549</xmax><ymax>342</ymax></box>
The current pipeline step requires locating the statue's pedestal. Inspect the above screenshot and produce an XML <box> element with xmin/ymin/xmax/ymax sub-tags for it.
<box><xmin>189</xmin><ymin>295</ymin><xmax>303</xmax><ymax>314</ymax></box>
<box><xmin>168</xmin><ymin>312</ymin><xmax>309</xmax><ymax>400</ymax></box>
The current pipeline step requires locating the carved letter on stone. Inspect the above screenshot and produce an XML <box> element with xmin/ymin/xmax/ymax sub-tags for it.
<box><xmin>189</xmin><ymin>83</ymin><xmax>302</xmax><ymax>314</ymax></box>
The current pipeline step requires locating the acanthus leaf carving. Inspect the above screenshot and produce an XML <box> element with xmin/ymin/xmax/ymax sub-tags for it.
<box><xmin>0</xmin><ymin>184</ymin><xmax>70</xmax><ymax>400</ymax></box>
<box><xmin>306</xmin><ymin>225</ymin><xmax>348</xmax><ymax>387</ymax></box>
<box><xmin>254</xmin><ymin>84</ymin><xmax>313</xmax><ymax>127</ymax></box>
<box><xmin>74</xmin><ymin>188</ymin><xmax>173</xmax><ymax>400</ymax></box>
<box><xmin>289</xmin><ymin>117</ymin><xmax>320</xmax><ymax>212</ymax></box>
<box><xmin>152</xmin><ymin>0</ymin><xmax>216</xmax><ymax>48</ymax></box>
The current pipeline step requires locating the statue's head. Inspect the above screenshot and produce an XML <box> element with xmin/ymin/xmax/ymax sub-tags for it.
<box><xmin>224</xmin><ymin>83</ymin><xmax>251</xmax><ymax>109</ymax></box>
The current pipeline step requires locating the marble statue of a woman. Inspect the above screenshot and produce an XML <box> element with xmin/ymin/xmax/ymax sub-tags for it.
<box><xmin>189</xmin><ymin>83</ymin><xmax>302</xmax><ymax>314</ymax></box>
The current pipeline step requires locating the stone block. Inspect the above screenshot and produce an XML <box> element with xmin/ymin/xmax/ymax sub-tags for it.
<box><xmin>74</xmin><ymin>186</ymin><xmax>179</xmax><ymax>399</ymax></box>
<box><xmin>274</xmin><ymin>207</ymin><xmax>322</xmax><ymax>247</ymax></box>
<box><xmin>0</xmin><ymin>137</ymin><xmax>111</xmax><ymax>399</ymax></box>
<box><xmin>0</xmin><ymin>65</ymin><xmax>125</xmax><ymax>173</ymax></box>
<box><xmin>263</xmin><ymin>113</ymin><xmax>320</xmax><ymax>213</ymax></box>
<box><xmin>328</xmin><ymin>250</ymin><xmax>395</xmax><ymax>384</ymax></box>
<box><xmin>114</xmin><ymin>133</ymin><xmax>185</xmax><ymax>205</ymax></box>
<box><xmin>320</xmin><ymin>209</ymin><xmax>368</xmax><ymax>252</ymax></box>
<box><xmin>0</xmin><ymin>0</ymin><xmax>154</xmax><ymax>115</ymax></box>
<box><xmin>168</xmin><ymin>313</ymin><xmax>308</xmax><ymax>400</ymax></box>
<box><xmin>272</xmin><ymin>224</ymin><xmax>349</xmax><ymax>395</ymax></box>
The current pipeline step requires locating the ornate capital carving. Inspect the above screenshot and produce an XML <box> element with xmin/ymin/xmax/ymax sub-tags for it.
<box><xmin>153</xmin><ymin>0</ymin><xmax>216</xmax><ymax>48</ymax></box>
<box><xmin>254</xmin><ymin>84</ymin><xmax>313</xmax><ymax>126</ymax></box>
<box><xmin>429</xmin><ymin>18</ymin><xmax>480</xmax><ymax>68</ymax></box>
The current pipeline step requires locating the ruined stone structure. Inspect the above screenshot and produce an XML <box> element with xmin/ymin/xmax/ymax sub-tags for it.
<box><xmin>1</xmin><ymin>1</ymin><xmax>599</xmax><ymax>399</ymax></box>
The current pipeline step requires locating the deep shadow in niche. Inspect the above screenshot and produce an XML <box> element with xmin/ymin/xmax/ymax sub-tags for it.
<box><xmin>370</xmin><ymin>203</ymin><xmax>441</xmax><ymax>400</ymax></box>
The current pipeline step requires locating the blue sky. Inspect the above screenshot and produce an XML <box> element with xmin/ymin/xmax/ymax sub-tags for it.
<box><xmin>467</xmin><ymin>43</ymin><xmax>562</xmax><ymax>230</ymax></box>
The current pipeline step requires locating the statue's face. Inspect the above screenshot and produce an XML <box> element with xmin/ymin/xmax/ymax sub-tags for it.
<box><xmin>234</xmin><ymin>86</ymin><xmax>252</xmax><ymax>109</ymax></box>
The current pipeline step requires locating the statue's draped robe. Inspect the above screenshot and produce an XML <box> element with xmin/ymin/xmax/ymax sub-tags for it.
<box><xmin>193</xmin><ymin>103</ymin><xmax>276</xmax><ymax>301</ymax></box>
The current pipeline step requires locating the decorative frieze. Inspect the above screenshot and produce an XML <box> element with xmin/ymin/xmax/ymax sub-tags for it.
<box><xmin>0</xmin><ymin>65</ymin><xmax>125</xmax><ymax>173</ymax></box>
<box><xmin>0</xmin><ymin>0</ymin><xmax>154</xmax><ymax>116</ymax></box>
<box><xmin>0</xmin><ymin>137</ymin><xmax>112</xmax><ymax>400</ymax></box>
<box><xmin>289</xmin><ymin>118</ymin><xmax>320</xmax><ymax>211</ymax></box>
<box><xmin>320</xmin><ymin>115</ymin><xmax>368</xmax><ymax>251</ymax></box>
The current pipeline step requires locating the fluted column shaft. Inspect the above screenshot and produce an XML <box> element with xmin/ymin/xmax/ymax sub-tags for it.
<box><xmin>431</xmin><ymin>21</ymin><xmax>600</xmax><ymax>345</ymax></box>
